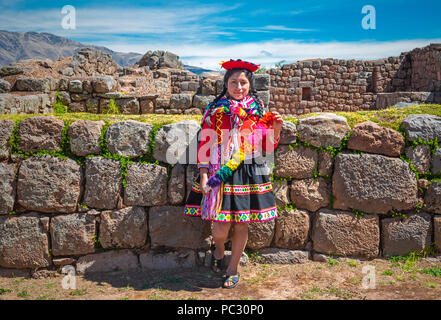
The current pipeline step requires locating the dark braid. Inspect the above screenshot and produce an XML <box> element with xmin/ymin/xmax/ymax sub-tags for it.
<box><xmin>250</xmin><ymin>90</ymin><xmax>265</xmax><ymax>119</ymax></box>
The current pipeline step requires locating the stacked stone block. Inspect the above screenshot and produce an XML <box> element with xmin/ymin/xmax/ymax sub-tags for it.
<box><xmin>0</xmin><ymin>113</ymin><xmax>440</xmax><ymax>276</ymax></box>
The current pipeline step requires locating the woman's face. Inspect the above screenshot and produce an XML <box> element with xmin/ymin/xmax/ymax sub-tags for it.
<box><xmin>226</xmin><ymin>71</ymin><xmax>250</xmax><ymax>100</ymax></box>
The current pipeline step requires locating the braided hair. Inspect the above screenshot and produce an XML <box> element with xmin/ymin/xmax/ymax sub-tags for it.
<box><xmin>203</xmin><ymin>68</ymin><xmax>265</xmax><ymax>123</ymax></box>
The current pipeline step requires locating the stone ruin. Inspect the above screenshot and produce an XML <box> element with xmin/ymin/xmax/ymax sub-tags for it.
<box><xmin>1</xmin><ymin>43</ymin><xmax>440</xmax><ymax>116</ymax></box>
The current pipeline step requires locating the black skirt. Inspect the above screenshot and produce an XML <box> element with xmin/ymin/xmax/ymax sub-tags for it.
<box><xmin>184</xmin><ymin>158</ymin><xmax>278</xmax><ymax>223</ymax></box>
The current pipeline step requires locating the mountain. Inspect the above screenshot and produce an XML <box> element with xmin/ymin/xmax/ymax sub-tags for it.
<box><xmin>0</xmin><ymin>30</ymin><xmax>213</xmax><ymax>74</ymax></box>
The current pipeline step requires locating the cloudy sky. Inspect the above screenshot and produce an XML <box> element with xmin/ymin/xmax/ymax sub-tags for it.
<box><xmin>0</xmin><ymin>0</ymin><xmax>440</xmax><ymax>70</ymax></box>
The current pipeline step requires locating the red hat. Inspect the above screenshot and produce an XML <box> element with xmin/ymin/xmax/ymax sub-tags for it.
<box><xmin>220</xmin><ymin>59</ymin><xmax>260</xmax><ymax>72</ymax></box>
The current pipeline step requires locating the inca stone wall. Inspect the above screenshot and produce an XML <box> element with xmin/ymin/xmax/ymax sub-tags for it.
<box><xmin>0</xmin><ymin>113</ymin><xmax>440</xmax><ymax>276</ymax></box>
<box><xmin>267</xmin><ymin>43</ymin><xmax>441</xmax><ymax>114</ymax></box>
<box><xmin>1</xmin><ymin>44</ymin><xmax>440</xmax><ymax>117</ymax></box>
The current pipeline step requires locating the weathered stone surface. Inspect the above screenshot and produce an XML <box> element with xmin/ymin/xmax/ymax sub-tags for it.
<box><xmin>318</xmin><ymin>149</ymin><xmax>333</xmax><ymax>176</ymax></box>
<box><xmin>149</xmin><ymin>206</ymin><xmax>211</xmax><ymax>250</ymax></box>
<box><xmin>312</xmin><ymin>209</ymin><xmax>380</xmax><ymax>259</ymax></box>
<box><xmin>170</xmin><ymin>93</ymin><xmax>192</xmax><ymax>109</ymax></box>
<box><xmin>117</xmin><ymin>98</ymin><xmax>140</xmax><ymax>114</ymax></box>
<box><xmin>0</xmin><ymin>268</ymin><xmax>30</xmax><ymax>278</ymax></box>
<box><xmin>290</xmin><ymin>178</ymin><xmax>330</xmax><ymax>212</ymax></box>
<box><xmin>186</xmin><ymin>164</ymin><xmax>199</xmax><ymax>199</ymax></box>
<box><xmin>68</xmin><ymin>80</ymin><xmax>83</xmax><ymax>93</ymax></box>
<box><xmin>168</xmin><ymin>164</ymin><xmax>186</xmax><ymax>205</ymax></box>
<box><xmin>153</xmin><ymin>120</ymin><xmax>200</xmax><ymax>164</ymax></box>
<box><xmin>0</xmin><ymin>93</ymin><xmax>16</xmax><ymax>114</ymax></box>
<box><xmin>0</xmin><ymin>214</ymin><xmax>51</xmax><ymax>268</ymax></box>
<box><xmin>15</xmin><ymin>77</ymin><xmax>55</xmax><ymax>93</ymax></box>
<box><xmin>140</xmin><ymin>250</ymin><xmax>196</xmax><ymax>270</ymax></box>
<box><xmin>105</xmin><ymin>120</ymin><xmax>153</xmax><ymax>158</ymax></box>
<box><xmin>192</xmin><ymin>95</ymin><xmax>215</xmax><ymax>108</ymax></box>
<box><xmin>432</xmin><ymin>148</ymin><xmax>441</xmax><ymax>175</ymax></box>
<box><xmin>99</xmin><ymin>206</ymin><xmax>147</xmax><ymax>249</ymax></box>
<box><xmin>332</xmin><ymin>153</ymin><xmax>418</xmax><ymax>214</ymax></box>
<box><xmin>274</xmin><ymin>145</ymin><xmax>318</xmax><ymax>179</ymax></box>
<box><xmin>92</xmin><ymin>76</ymin><xmax>117</xmax><ymax>93</ymax></box>
<box><xmin>52</xmin><ymin>258</ymin><xmax>76</xmax><ymax>266</ymax></box>
<box><xmin>254</xmin><ymin>74</ymin><xmax>270</xmax><ymax>91</ymax></box>
<box><xmin>258</xmin><ymin>248</ymin><xmax>309</xmax><ymax>264</ymax></box>
<box><xmin>247</xmin><ymin>218</ymin><xmax>275</xmax><ymax>250</ymax></box>
<box><xmin>382</xmin><ymin>212</ymin><xmax>432</xmax><ymax>257</ymax></box>
<box><xmin>76</xmin><ymin>249</ymin><xmax>139</xmax><ymax>274</ymax></box>
<box><xmin>401</xmin><ymin>114</ymin><xmax>441</xmax><ymax>142</ymax></box>
<box><xmin>50</xmin><ymin>212</ymin><xmax>96</xmax><ymax>256</ymax></box>
<box><xmin>279</xmin><ymin>121</ymin><xmax>297</xmax><ymax>145</ymax></box>
<box><xmin>0</xmin><ymin>79</ymin><xmax>11</xmax><ymax>93</ymax></box>
<box><xmin>124</xmin><ymin>163</ymin><xmax>168</xmax><ymax>206</ymax></box>
<box><xmin>297</xmin><ymin>113</ymin><xmax>350</xmax><ymax>147</ymax></box>
<box><xmin>424</xmin><ymin>181</ymin><xmax>441</xmax><ymax>214</ymax></box>
<box><xmin>0</xmin><ymin>163</ymin><xmax>15</xmax><ymax>215</ymax></box>
<box><xmin>435</xmin><ymin>216</ymin><xmax>441</xmax><ymax>253</ymax></box>
<box><xmin>274</xmin><ymin>209</ymin><xmax>310</xmax><ymax>249</ymax></box>
<box><xmin>347</xmin><ymin>121</ymin><xmax>405</xmax><ymax>156</ymax></box>
<box><xmin>406</xmin><ymin>144</ymin><xmax>431</xmax><ymax>174</ymax></box>
<box><xmin>18</xmin><ymin>116</ymin><xmax>65</xmax><ymax>153</ymax></box>
<box><xmin>17</xmin><ymin>156</ymin><xmax>82</xmax><ymax>213</ymax></box>
<box><xmin>272</xmin><ymin>180</ymin><xmax>290</xmax><ymax>207</ymax></box>
<box><xmin>68</xmin><ymin>119</ymin><xmax>105</xmax><ymax>156</ymax></box>
<box><xmin>83</xmin><ymin>157</ymin><xmax>122</xmax><ymax>210</ymax></box>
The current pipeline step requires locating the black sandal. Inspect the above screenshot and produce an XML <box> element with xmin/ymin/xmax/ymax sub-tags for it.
<box><xmin>210</xmin><ymin>247</ymin><xmax>223</xmax><ymax>273</ymax></box>
<box><xmin>222</xmin><ymin>273</ymin><xmax>240</xmax><ymax>289</ymax></box>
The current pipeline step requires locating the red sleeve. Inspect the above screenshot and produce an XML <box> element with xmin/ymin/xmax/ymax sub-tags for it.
<box><xmin>261</xmin><ymin>130</ymin><xmax>280</xmax><ymax>154</ymax></box>
<box><xmin>197</xmin><ymin>114</ymin><xmax>216</xmax><ymax>169</ymax></box>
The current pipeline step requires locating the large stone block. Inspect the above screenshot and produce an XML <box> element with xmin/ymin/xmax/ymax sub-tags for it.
<box><xmin>76</xmin><ymin>249</ymin><xmax>139</xmax><ymax>274</ymax></box>
<box><xmin>0</xmin><ymin>214</ymin><xmax>51</xmax><ymax>268</ymax></box>
<box><xmin>17</xmin><ymin>156</ymin><xmax>82</xmax><ymax>213</ymax></box>
<box><xmin>311</xmin><ymin>209</ymin><xmax>380</xmax><ymax>259</ymax></box>
<box><xmin>279</xmin><ymin>121</ymin><xmax>297</xmax><ymax>145</ymax></box>
<box><xmin>168</xmin><ymin>164</ymin><xmax>186</xmax><ymax>205</ymax></box>
<box><xmin>99</xmin><ymin>206</ymin><xmax>147</xmax><ymax>249</ymax></box>
<box><xmin>382</xmin><ymin>212</ymin><xmax>432</xmax><ymax>257</ymax></box>
<box><xmin>105</xmin><ymin>120</ymin><xmax>153</xmax><ymax>158</ymax></box>
<box><xmin>140</xmin><ymin>250</ymin><xmax>196</xmax><ymax>270</ymax></box>
<box><xmin>153</xmin><ymin>120</ymin><xmax>200</xmax><ymax>164</ymax></box>
<box><xmin>432</xmin><ymin>148</ymin><xmax>441</xmax><ymax>175</ymax></box>
<box><xmin>347</xmin><ymin>121</ymin><xmax>405</xmax><ymax>156</ymax></box>
<box><xmin>0</xmin><ymin>163</ymin><xmax>16</xmax><ymax>215</ymax></box>
<box><xmin>83</xmin><ymin>157</ymin><xmax>122</xmax><ymax>210</ymax></box>
<box><xmin>170</xmin><ymin>93</ymin><xmax>193</xmax><ymax>109</ymax></box>
<box><xmin>424</xmin><ymin>181</ymin><xmax>441</xmax><ymax>214</ymax></box>
<box><xmin>124</xmin><ymin>163</ymin><xmax>168</xmax><ymax>206</ymax></box>
<box><xmin>247</xmin><ymin>218</ymin><xmax>276</xmax><ymax>250</ymax></box>
<box><xmin>290</xmin><ymin>178</ymin><xmax>330</xmax><ymax>212</ymax></box>
<box><xmin>50</xmin><ymin>212</ymin><xmax>96</xmax><ymax>256</ymax></box>
<box><xmin>297</xmin><ymin>113</ymin><xmax>350</xmax><ymax>148</ymax></box>
<box><xmin>332</xmin><ymin>153</ymin><xmax>418</xmax><ymax>214</ymax></box>
<box><xmin>434</xmin><ymin>216</ymin><xmax>441</xmax><ymax>253</ymax></box>
<box><xmin>401</xmin><ymin>114</ymin><xmax>441</xmax><ymax>142</ymax></box>
<box><xmin>274</xmin><ymin>145</ymin><xmax>318</xmax><ymax>179</ymax></box>
<box><xmin>92</xmin><ymin>76</ymin><xmax>117</xmax><ymax>93</ymax></box>
<box><xmin>149</xmin><ymin>206</ymin><xmax>211</xmax><ymax>250</ymax></box>
<box><xmin>274</xmin><ymin>209</ymin><xmax>310</xmax><ymax>249</ymax></box>
<box><xmin>405</xmin><ymin>144</ymin><xmax>431</xmax><ymax>174</ymax></box>
<box><xmin>258</xmin><ymin>248</ymin><xmax>309</xmax><ymax>264</ymax></box>
<box><xmin>18</xmin><ymin>116</ymin><xmax>65</xmax><ymax>153</ymax></box>
<box><xmin>68</xmin><ymin>119</ymin><xmax>105</xmax><ymax>156</ymax></box>
<box><xmin>15</xmin><ymin>77</ymin><xmax>56</xmax><ymax>93</ymax></box>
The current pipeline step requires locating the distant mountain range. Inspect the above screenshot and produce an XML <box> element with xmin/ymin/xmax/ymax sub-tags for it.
<box><xmin>0</xmin><ymin>30</ymin><xmax>213</xmax><ymax>75</ymax></box>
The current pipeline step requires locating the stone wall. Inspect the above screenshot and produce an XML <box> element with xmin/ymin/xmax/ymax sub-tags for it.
<box><xmin>0</xmin><ymin>113</ymin><xmax>440</xmax><ymax>275</ymax></box>
<box><xmin>267</xmin><ymin>43</ymin><xmax>441</xmax><ymax>115</ymax></box>
<box><xmin>1</xmin><ymin>44</ymin><xmax>440</xmax><ymax>116</ymax></box>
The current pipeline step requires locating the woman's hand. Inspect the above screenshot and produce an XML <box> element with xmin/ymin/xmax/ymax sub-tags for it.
<box><xmin>272</xmin><ymin>112</ymin><xmax>284</xmax><ymax>140</ymax></box>
<box><xmin>200</xmin><ymin>169</ymin><xmax>210</xmax><ymax>196</ymax></box>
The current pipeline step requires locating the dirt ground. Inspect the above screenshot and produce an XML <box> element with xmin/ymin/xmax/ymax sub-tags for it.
<box><xmin>0</xmin><ymin>257</ymin><xmax>440</xmax><ymax>301</ymax></box>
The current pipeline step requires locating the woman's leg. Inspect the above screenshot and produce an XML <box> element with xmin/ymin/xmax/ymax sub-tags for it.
<box><xmin>225</xmin><ymin>223</ymin><xmax>248</xmax><ymax>286</ymax></box>
<box><xmin>211</xmin><ymin>221</ymin><xmax>232</xmax><ymax>271</ymax></box>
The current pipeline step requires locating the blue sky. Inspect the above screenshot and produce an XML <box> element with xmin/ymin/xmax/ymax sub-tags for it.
<box><xmin>1</xmin><ymin>0</ymin><xmax>440</xmax><ymax>69</ymax></box>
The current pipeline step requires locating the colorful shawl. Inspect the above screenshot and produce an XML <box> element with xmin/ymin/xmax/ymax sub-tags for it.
<box><xmin>200</xmin><ymin>96</ymin><xmax>276</xmax><ymax>220</ymax></box>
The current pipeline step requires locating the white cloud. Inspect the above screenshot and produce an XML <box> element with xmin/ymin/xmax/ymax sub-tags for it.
<box><xmin>102</xmin><ymin>38</ymin><xmax>441</xmax><ymax>70</ymax></box>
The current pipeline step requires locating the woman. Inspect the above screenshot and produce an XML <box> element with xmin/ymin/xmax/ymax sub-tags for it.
<box><xmin>184</xmin><ymin>59</ymin><xmax>283</xmax><ymax>289</ymax></box>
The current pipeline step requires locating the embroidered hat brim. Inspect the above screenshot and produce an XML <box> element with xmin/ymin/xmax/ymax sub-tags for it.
<box><xmin>220</xmin><ymin>59</ymin><xmax>260</xmax><ymax>72</ymax></box>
